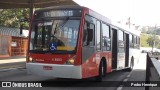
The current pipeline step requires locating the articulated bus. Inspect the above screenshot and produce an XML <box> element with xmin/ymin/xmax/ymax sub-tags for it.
<box><xmin>26</xmin><ymin>6</ymin><xmax>141</xmax><ymax>81</ymax></box>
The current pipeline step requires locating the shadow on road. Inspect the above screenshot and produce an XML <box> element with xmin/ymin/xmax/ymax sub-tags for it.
<box><xmin>38</xmin><ymin>70</ymin><xmax>130</xmax><ymax>87</ymax></box>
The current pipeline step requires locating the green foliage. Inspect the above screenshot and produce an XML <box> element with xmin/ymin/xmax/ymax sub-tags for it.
<box><xmin>0</xmin><ymin>9</ymin><xmax>29</xmax><ymax>29</ymax></box>
<box><xmin>140</xmin><ymin>26</ymin><xmax>160</xmax><ymax>35</ymax></box>
<box><xmin>140</xmin><ymin>26</ymin><xmax>160</xmax><ymax>48</ymax></box>
<box><xmin>146</xmin><ymin>35</ymin><xmax>159</xmax><ymax>47</ymax></box>
<box><xmin>140</xmin><ymin>33</ymin><xmax>160</xmax><ymax>49</ymax></box>
<box><xmin>140</xmin><ymin>33</ymin><xmax>150</xmax><ymax>47</ymax></box>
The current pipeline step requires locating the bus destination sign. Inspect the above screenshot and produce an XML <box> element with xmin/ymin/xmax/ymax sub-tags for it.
<box><xmin>35</xmin><ymin>10</ymin><xmax>82</xmax><ymax>19</ymax></box>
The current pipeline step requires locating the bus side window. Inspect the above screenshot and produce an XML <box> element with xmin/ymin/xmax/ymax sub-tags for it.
<box><xmin>102</xmin><ymin>23</ymin><xmax>111</xmax><ymax>51</ymax></box>
<box><xmin>96</xmin><ymin>21</ymin><xmax>101</xmax><ymax>51</ymax></box>
<box><xmin>118</xmin><ymin>30</ymin><xmax>125</xmax><ymax>53</ymax></box>
<box><xmin>134</xmin><ymin>36</ymin><xmax>137</xmax><ymax>48</ymax></box>
<box><xmin>83</xmin><ymin>21</ymin><xmax>95</xmax><ymax>46</ymax></box>
<box><xmin>129</xmin><ymin>34</ymin><xmax>134</xmax><ymax>48</ymax></box>
<box><xmin>137</xmin><ymin>37</ymin><xmax>140</xmax><ymax>49</ymax></box>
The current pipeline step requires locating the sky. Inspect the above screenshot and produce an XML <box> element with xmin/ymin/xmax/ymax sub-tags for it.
<box><xmin>73</xmin><ymin>0</ymin><xmax>160</xmax><ymax>26</ymax></box>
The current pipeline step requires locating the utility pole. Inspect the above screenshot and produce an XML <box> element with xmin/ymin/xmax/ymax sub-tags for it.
<box><xmin>29</xmin><ymin>0</ymin><xmax>33</xmax><ymax>22</ymax></box>
<box><xmin>152</xmin><ymin>24</ymin><xmax>157</xmax><ymax>53</ymax></box>
<box><xmin>128</xmin><ymin>17</ymin><xmax>131</xmax><ymax>28</ymax></box>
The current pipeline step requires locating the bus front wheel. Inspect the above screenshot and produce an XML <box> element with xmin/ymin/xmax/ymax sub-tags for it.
<box><xmin>95</xmin><ymin>61</ymin><xmax>106</xmax><ymax>81</ymax></box>
<box><xmin>128</xmin><ymin>58</ymin><xmax>134</xmax><ymax>71</ymax></box>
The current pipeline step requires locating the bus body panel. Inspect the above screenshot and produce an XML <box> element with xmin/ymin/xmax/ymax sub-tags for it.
<box><xmin>129</xmin><ymin>48</ymin><xmax>141</xmax><ymax>66</ymax></box>
<box><xmin>28</xmin><ymin>53</ymin><xmax>75</xmax><ymax>64</ymax></box>
<box><xmin>80</xmin><ymin>8</ymin><xmax>112</xmax><ymax>78</ymax></box>
<box><xmin>26</xmin><ymin>63</ymin><xmax>82</xmax><ymax>79</ymax></box>
<box><xmin>74</xmin><ymin>8</ymin><xmax>86</xmax><ymax>65</ymax></box>
<box><xmin>81</xmin><ymin>52</ymin><xmax>112</xmax><ymax>78</ymax></box>
<box><xmin>117</xmin><ymin>53</ymin><xmax>125</xmax><ymax>69</ymax></box>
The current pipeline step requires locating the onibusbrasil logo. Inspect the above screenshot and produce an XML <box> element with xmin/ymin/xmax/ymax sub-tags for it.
<box><xmin>1</xmin><ymin>82</ymin><xmax>42</xmax><ymax>87</ymax></box>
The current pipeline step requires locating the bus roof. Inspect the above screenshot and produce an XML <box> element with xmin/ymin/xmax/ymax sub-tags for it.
<box><xmin>84</xmin><ymin>6</ymin><xmax>141</xmax><ymax>36</ymax></box>
<box><xmin>34</xmin><ymin>5</ymin><xmax>141</xmax><ymax>36</ymax></box>
<box><xmin>111</xmin><ymin>22</ymin><xmax>141</xmax><ymax>36</ymax></box>
<box><xmin>35</xmin><ymin>5</ymin><xmax>83</xmax><ymax>12</ymax></box>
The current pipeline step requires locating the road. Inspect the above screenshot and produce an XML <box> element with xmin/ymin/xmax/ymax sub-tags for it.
<box><xmin>0</xmin><ymin>62</ymin><xmax>25</xmax><ymax>70</ymax></box>
<box><xmin>0</xmin><ymin>53</ymin><xmax>147</xmax><ymax>90</ymax></box>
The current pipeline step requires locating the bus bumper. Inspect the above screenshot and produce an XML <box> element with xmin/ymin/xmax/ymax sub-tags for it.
<box><xmin>26</xmin><ymin>63</ymin><xmax>82</xmax><ymax>79</ymax></box>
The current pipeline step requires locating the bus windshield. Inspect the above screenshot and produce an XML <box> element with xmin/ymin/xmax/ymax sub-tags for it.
<box><xmin>29</xmin><ymin>18</ymin><xmax>80</xmax><ymax>53</ymax></box>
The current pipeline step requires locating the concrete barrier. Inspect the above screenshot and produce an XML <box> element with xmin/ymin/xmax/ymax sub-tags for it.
<box><xmin>146</xmin><ymin>53</ymin><xmax>160</xmax><ymax>90</ymax></box>
<box><xmin>149</xmin><ymin>52</ymin><xmax>160</xmax><ymax>60</ymax></box>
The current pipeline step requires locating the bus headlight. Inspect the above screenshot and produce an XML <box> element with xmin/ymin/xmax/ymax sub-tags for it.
<box><xmin>29</xmin><ymin>57</ymin><xmax>33</xmax><ymax>62</ymax></box>
<box><xmin>68</xmin><ymin>59</ymin><xmax>74</xmax><ymax>64</ymax></box>
<box><xmin>28</xmin><ymin>57</ymin><xmax>35</xmax><ymax>63</ymax></box>
<box><xmin>65</xmin><ymin>56</ymin><xmax>76</xmax><ymax>65</ymax></box>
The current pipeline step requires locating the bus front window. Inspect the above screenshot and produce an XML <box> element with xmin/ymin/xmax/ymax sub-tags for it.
<box><xmin>29</xmin><ymin>19</ymin><xmax>80</xmax><ymax>53</ymax></box>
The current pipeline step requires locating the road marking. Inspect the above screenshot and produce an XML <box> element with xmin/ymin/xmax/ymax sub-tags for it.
<box><xmin>0</xmin><ymin>65</ymin><xmax>25</xmax><ymax>69</ymax></box>
<box><xmin>123</xmin><ymin>78</ymin><xmax>128</xmax><ymax>82</ymax></box>
<box><xmin>127</xmin><ymin>74</ymin><xmax>130</xmax><ymax>78</ymax></box>
<box><xmin>116</xmin><ymin>85</ymin><xmax>123</xmax><ymax>90</ymax></box>
<box><xmin>0</xmin><ymin>60</ymin><xmax>25</xmax><ymax>64</ymax></box>
<box><xmin>0</xmin><ymin>67</ymin><xmax>25</xmax><ymax>72</ymax></box>
<box><xmin>0</xmin><ymin>65</ymin><xmax>25</xmax><ymax>72</ymax></box>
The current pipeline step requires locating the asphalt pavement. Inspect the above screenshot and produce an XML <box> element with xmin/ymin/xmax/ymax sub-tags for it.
<box><xmin>0</xmin><ymin>56</ymin><xmax>26</xmax><ymax>71</ymax></box>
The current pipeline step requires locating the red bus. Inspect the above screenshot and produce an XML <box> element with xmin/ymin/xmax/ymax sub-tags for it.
<box><xmin>26</xmin><ymin>6</ymin><xmax>141</xmax><ymax>81</ymax></box>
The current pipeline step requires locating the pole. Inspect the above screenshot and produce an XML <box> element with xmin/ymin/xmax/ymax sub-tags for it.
<box><xmin>128</xmin><ymin>17</ymin><xmax>130</xmax><ymax>28</ymax></box>
<box><xmin>152</xmin><ymin>24</ymin><xmax>157</xmax><ymax>53</ymax></box>
<box><xmin>29</xmin><ymin>0</ymin><xmax>33</xmax><ymax>22</ymax></box>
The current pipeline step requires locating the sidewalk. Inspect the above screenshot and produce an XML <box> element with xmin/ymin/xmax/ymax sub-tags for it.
<box><xmin>0</xmin><ymin>56</ymin><xmax>26</xmax><ymax>64</ymax></box>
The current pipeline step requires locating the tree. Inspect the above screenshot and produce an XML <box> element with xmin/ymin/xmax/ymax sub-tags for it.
<box><xmin>146</xmin><ymin>35</ymin><xmax>160</xmax><ymax>47</ymax></box>
<box><xmin>0</xmin><ymin>9</ymin><xmax>29</xmax><ymax>29</ymax></box>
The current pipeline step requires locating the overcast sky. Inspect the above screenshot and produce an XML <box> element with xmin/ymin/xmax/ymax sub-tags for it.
<box><xmin>74</xmin><ymin>0</ymin><xmax>160</xmax><ymax>26</ymax></box>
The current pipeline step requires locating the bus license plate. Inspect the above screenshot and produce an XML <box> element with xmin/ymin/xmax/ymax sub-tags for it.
<box><xmin>43</xmin><ymin>66</ymin><xmax>53</xmax><ymax>70</ymax></box>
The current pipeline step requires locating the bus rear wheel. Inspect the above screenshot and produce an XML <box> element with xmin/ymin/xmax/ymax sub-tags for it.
<box><xmin>128</xmin><ymin>58</ymin><xmax>134</xmax><ymax>71</ymax></box>
<box><xmin>95</xmin><ymin>61</ymin><xmax>106</xmax><ymax>81</ymax></box>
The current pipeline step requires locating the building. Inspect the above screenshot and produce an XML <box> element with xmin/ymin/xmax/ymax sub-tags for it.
<box><xmin>0</xmin><ymin>26</ymin><xmax>28</xmax><ymax>58</ymax></box>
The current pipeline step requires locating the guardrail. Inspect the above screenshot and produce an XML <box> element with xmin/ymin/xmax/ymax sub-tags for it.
<box><xmin>145</xmin><ymin>53</ymin><xmax>160</xmax><ymax>90</ymax></box>
<box><xmin>149</xmin><ymin>52</ymin><xmax>160</xmax><ymax>60</ymax></box>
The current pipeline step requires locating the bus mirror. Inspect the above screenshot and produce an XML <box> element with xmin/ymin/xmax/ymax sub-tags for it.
<box><xmin>87</xmin><ymin>29</ymin><xmax>93</xmax><ymax>42</ymax></box>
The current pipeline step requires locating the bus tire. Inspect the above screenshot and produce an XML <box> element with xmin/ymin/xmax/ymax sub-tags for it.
<box><xmin>128</xmin><ymin>58</ymin><xmax>134</xmax><ymax>71</ymax></box>
<box><xmin>102</xmin><ymin>60</ymin><xmax>106</xmax><ymax>77</ymax></box>
<box><xmin>95</xmin><ymin>60</ymin><xmax>106</xmax><ymax>82</ymax></box>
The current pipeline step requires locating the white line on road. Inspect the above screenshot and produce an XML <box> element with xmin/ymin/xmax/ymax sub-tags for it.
<box><xmin>127</xmin><ymin>74</ymin><xmax>130</xmax><ymax>78</ymax></box>
<box><xmin>0</xmin><ymin>67</ymin><xmax>25</xmax><ymax>72</ymax></box>
<box><xmin>116</xmin><ymin>72</ymin><xmax>131</xmax><ymax>90</ymax></box>
<box><xmin>123</xmin><ymin>78</ymin><xmax>128</xmax><ymax>82</ymax></box>
<box><xmin>116</xmin><ymin>85</ymin><xmax>123</xmax><ymax>90</ymax></box>
<box><xmin>0</xmin><ymin>59</ymin><xmax>26</xmax><ymax>64</ymax></box>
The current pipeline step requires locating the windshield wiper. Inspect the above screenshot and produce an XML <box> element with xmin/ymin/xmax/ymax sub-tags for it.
<box><xmin>53</xmin><ymin>17</ymin><xmax>69</xmax><ymax>35</ymax></box>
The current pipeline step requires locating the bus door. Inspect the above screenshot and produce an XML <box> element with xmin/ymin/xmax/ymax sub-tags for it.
<box><xmin>82</xmin><ymin>21</ymin><xmax>95</xmax><ymax>64</ymax></box>
<box><xmin>82</xmin><ymin>15</ymin><xmax>96</xmax><ymax>65</ymax></box>
<box><xmin>117</xmin><ymin>30</ymin><xmax>125</xmax><ymax>69</ymax></box>
<box><xmin>125</xmin><ymin>33</ymin><xmax>129</xmax><ymax>67</ymax></box>
<box><xmin>82</xmin><ymin>17</ymin><xmax>96</xmax><ymax>77</ymax></box>
<box><xmin>111</xmin><ymin>28</ymin><xmax>117</xmax><ymax>69</ymax></box>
